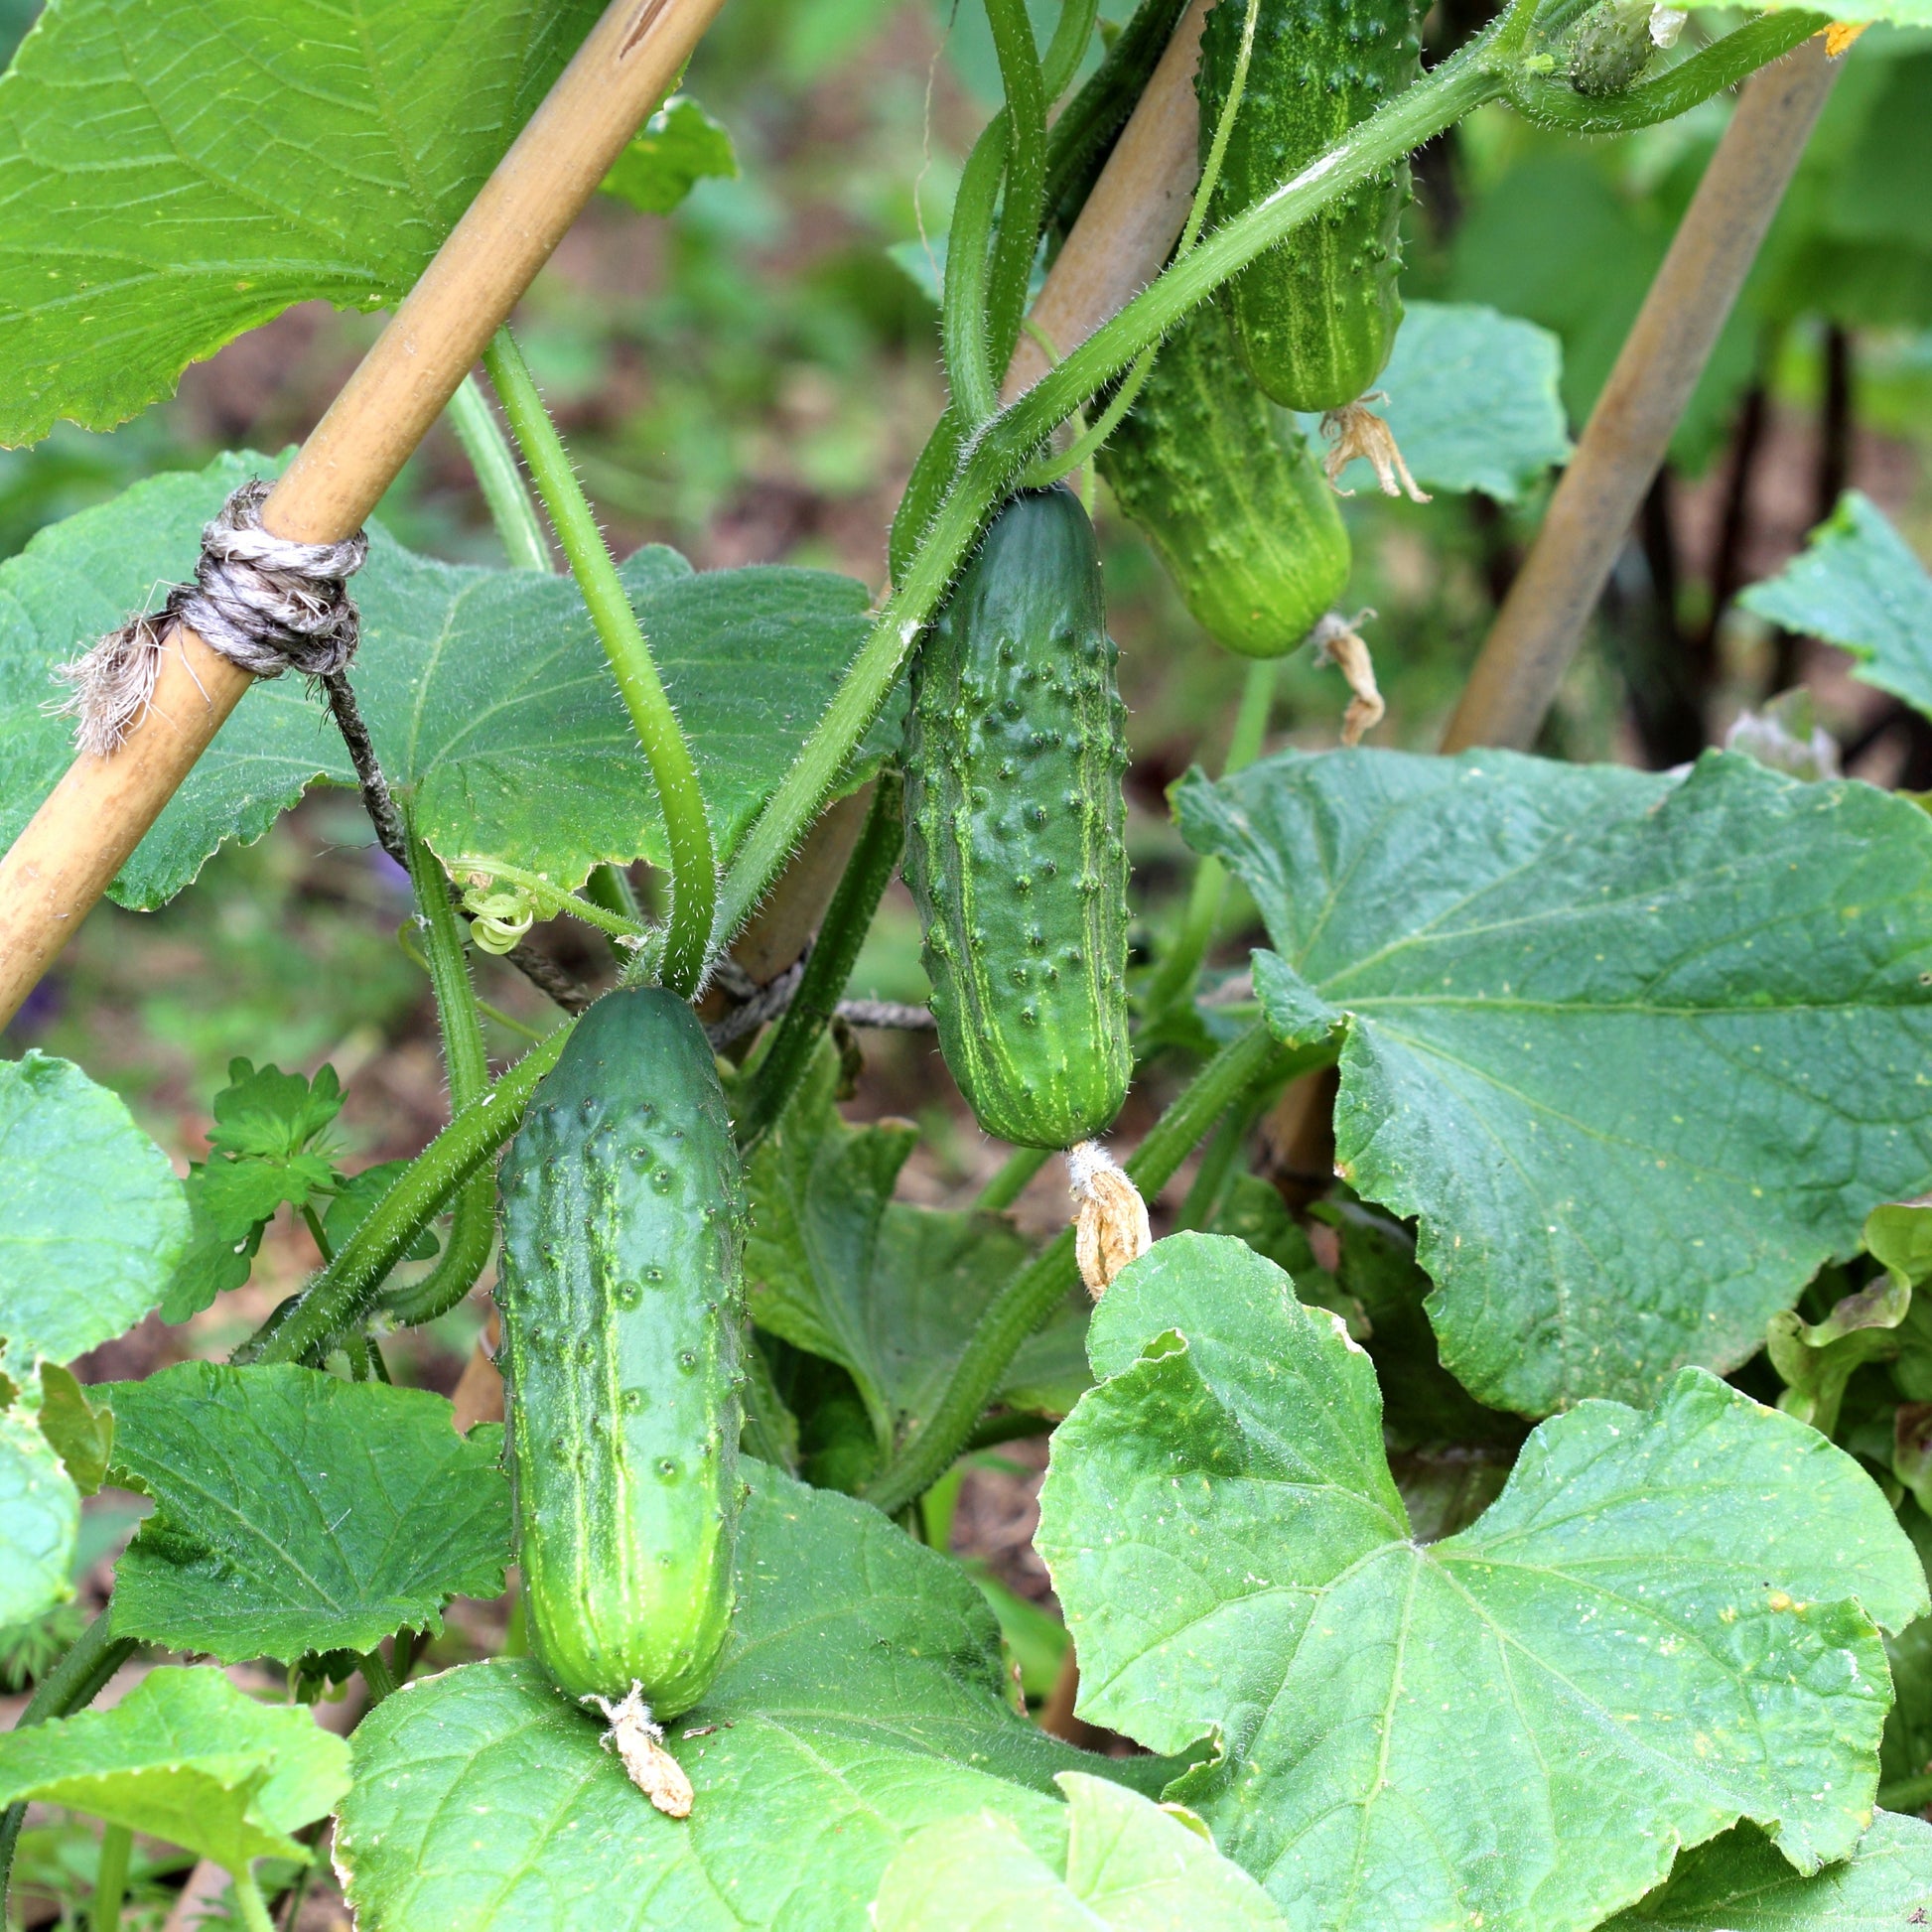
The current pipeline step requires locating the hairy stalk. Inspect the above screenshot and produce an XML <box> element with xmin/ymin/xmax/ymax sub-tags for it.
<box><xmin>945</xmin><ymin>123</ymin><xmax>1012</xmax><ymax>429</ymax></box>
<box><xmin>237</xmin><ymin>1026</ymin><xmax>573</xmax><ymax>1367</ymax></box>
<box><xmin>720</xmin><ymin>20</ymin><xmax>1545</xmax><ymax>947</ymax></box>
<box><xmin>736</xmin><ymin>771</ymin><xmax>906</xmax><ymax>1148</ymax></box>
<box><xmin>230</xmin><ymin>1869</ymin><xmax>276</xmax><ymax>1932</ymax></box>
<box><xmin>983</xmin><ymin>0</ymin><xmax>1050</xmax><ymax>383</ymax></box>
<box><xmin>382</xmin><ymin>830</ymin><xmax>498</xmax><ymax>1327</ymax></box>
<box><xmin>90</xmin><ymin>1823</ymin><xmax>131</xmax><ymax>1932</ymax></box>
<box><xmin>483</xmin><ymin>328</ymin><xmax>715</xmax><ymax>995</ymax></box>
<box><xmin>0</xmin><ymin>1615</ymin><xmax>139</xmax><ymax>1910</ymax></box>
<box><xmin>446</xmin><ymin>374</ymin><xmax>551</xmax><ymax>572</ymax></box>
<box><xmin>1508</xmin><ymin>10</ymin><xmax>1826</xmax><ymax>131</ymax></box>
<box><xmin>1146</xmin><ymin>657</ymin><xmax>1278</xmax><ymax>1013</ymax></box>
<box><xmin>866</xmin><ymin>1021</ymin><xmax>1308</xmax><ymax>1514</ymax></box>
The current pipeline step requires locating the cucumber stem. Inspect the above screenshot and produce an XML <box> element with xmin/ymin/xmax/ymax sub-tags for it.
<box><xmin>89</xmin><ymin>1824</ymin><xmax>130</xmax><ymax>1932</ymax></box>
<box><xmin>865</xmin><ymin>1021</ymin><xmax>1312</xmax><ymax>1515</ymax></box>
<box><xmin>482</xmin><ymin>328</ymin><xmax>716</xmax><ymax>997</ymax></box>
<box><xmin>944</xmin><ymin>121</ymin><xmax>1011</xmax><ymax>429</ymax></box>
<box><xmin>236</xmin><ymin>1024</ymin><xmax>574</xmax><ymax>1367</ymax></box>
<box><xmin>228</xmin><ymin>1869</ymin><xmax>275</xmax><ymax>1932</ymax></box>
<box><xmin>1146</xmin><ymin>657</ymin><xmax>1277</xmax><ymax>1015</ymax></box>
<box><xmin>445</xmin><ymin>375</ymin><xmax>551</xmax><ymax>572</ymax></box>
<box><xmin>983</xmin><ymin>0</ymin><xmax>1049</xmax><ymax>386</ymax></box>
<box><xmin>0</xmin><ymin>1615</ymin><xmax>139</xmax><ymax>1913</ymax></box>
<box><xmin>382</xmin><ymin>830</ymin><xmax>498</xmax><ymax>1328</ymax></box>
<box><xmin>735</xmin><ymin>770</ymin><xmax>905</xmax><ymax>1149</ymax></box>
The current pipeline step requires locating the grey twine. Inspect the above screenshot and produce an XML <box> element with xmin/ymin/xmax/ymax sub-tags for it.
<box><xmin>55</xmin><ymin>479</ymin><xmax>368</xmax><ymax>757</ymax></box>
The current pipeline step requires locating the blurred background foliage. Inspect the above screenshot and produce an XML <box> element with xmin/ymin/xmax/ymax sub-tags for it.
<box><xmin>2</xmin><ymin>0</ymin><xmax>1928</xmax><ymax>1201</ymax></box>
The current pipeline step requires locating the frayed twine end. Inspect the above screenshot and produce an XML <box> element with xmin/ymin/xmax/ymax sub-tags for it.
<box><xmin>1319</xmin><ymin>398</ymin><xmax>1430</xmax><ymax>503</ymax></box>
<box><xmin>1311</xmin><ymin>611</ymin><xmax>1384</xmax><ymax>748</ymax></box>
<box><xmin>47</xmin><ymin>479</ymin><xmax>366</xmax><ymax>757</ymax></box>
<box><xmin>1066</xmin><ymin>1141</ymin><xmax>1151</xmax><ymax>1299</ymax></box>
<box><xmin>586</xmin><ymin>1683</ymin><xmax>694</xmax><ymax>1818</ymax></box>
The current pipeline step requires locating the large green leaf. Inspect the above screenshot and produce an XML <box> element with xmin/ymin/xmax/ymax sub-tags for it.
<box><xmin>746</xmin><ymin>1049</ymin><xmax>1089</xmax><ymax>1446</ymax></box>
<box><xmin>1599</xmin><ymin>1813</ymin><xmax>1932</xmax><ymax>1928</ymax></box>
<box><xmin>1327</xmin><ymin>301</ymin><xmax>1572</xmax><ymax>503</ymax></box>
<box><xmin>0</xmin><ymin>453</ymin><xmax>895</xmax><ymax>907</ymax></box>
<box><xmin>104</xmin><ymin>1363</ymin><xmax>508</xmax><ymax>1664</ymax></box>
<box><xmin>1035</xmin><ymin>1233</ymin><xmax>1929</xmax><ymax>1932</ymax></box>
<box><xmin>0</xmin><ymin>1051</ymin><xmax>188</xmax><ymax>1377</ymax></box>
<box><xmin>0</xmin><ymin>0</ymin><xmax>605</xmax><ymax>445</ymax></box>
<box><xmin>872</xmin><ymin>1772</ymin><xmax>1290</xmax><ymax>1931</ymax></box>
<box><xmin>0</xmin><ymin>1665</ymin><xmax>348</xmax><ymax>1872</ymax></box>
<box><xmin>1739</xmin><ymin>491</ymin><xmax>1932</xmax><ymax>721</ymax></box>
<box><xmin>1175</xmin><ymin>747</ymin><xmax>1932</xmax><ymax>1414</ymax></box>
<box><xmin>0</xmin><ymin>1409</ymin><xmax>77</xmax><ymax>1626</ymax></box>
<box><xmin>339</xmin><ymin>1466</ymin><xmax>1165</xmax><ymax>1932</ymax></box>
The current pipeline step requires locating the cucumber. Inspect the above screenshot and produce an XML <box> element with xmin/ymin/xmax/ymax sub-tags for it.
<box><xmin>1097</xmin><ymin>295</ymin><xmax>1350</xmax><ymax>657</ymax></box>
<box><xmin>1568</xmin><ymin>0</ymin><xmax>1655</xmax><ymax>95</ymax></box>
<box><xmin>1198</xmin><ymin>0</ymin><xmax>1422</xmax><ymax>413</ymax></box>
<box><xmin>903</xmin><ymin>486</ymin><xmax>1131</xmax><ymax>1149</ymax></box>
<box><xmin>496</xmin><ymin>988</ymin><xmax>743</xmax><ymax>1718</ymax></box>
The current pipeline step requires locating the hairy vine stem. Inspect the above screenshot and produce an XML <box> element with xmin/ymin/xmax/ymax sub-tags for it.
<box><xmin>379</xmin><ymin>830</ymin><xmax>498</xmax><ymax>1327</ymax></box>
<box><xmin>445</xmin><ymin>375</ymin><xmax>552</xmax><ymax>572</ymax></box>
<box><xmin>865</xmin><ymin>1021</ymin><xmax>1315</xmax><ymax>1515</ymax></box>
<box><xmin>483</xmin><ymin>327</ymin><xmax>714</xmax><ymax>997</ymax></box>
<box><xmin>236</xmin><ymin>1025</ymin><xmax>574</xmax><ymax>1366</ymax></box>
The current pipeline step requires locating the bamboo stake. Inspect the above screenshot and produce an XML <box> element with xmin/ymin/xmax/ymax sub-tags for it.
<box><xmin>1441</xmin><ymin>34</ymin><xmax>1841</xmax><ymax>755</ymax></box>
<box><xmin>0</xmin><ymin>0</ymin><xmax>727</xmax><ymax>1028</ymax></box>
<box><xmin>1002</xmin><ymin>0</ymin><xmax>1209</xmax><ymax>401</ymax></box>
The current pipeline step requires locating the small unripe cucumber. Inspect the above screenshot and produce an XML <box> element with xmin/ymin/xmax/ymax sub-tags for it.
<box><xmin>1198</xmin><ymin>0</ymin><xmax>1422</xmax><ymax>413</ymax></box>
<box><xmin>903</xmin><ymin>487</ymin><xmax>1131</xmax><ymax>1149</ymax></box>
<box><xmin>1097</xmin><ymin>296</ymin><xmax>1350</xmax><ymax>657</ymax></box>
<box><xmin>496</xmin><ymin>989</ymin><xmax>743</xmax><ymax>1718</ymax></box>
<box><xmin>1569</xmin><ymin>0</ymin><xmax>1655</xmax><ymax>95</ymax></box>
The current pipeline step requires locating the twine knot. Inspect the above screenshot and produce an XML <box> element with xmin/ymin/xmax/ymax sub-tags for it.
<box><xmin>54</xmin><ymin>480</ymin><xmax>368</xmax><ymax>757</ymax></box>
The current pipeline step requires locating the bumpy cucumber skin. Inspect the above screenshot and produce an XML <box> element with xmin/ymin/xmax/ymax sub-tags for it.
<box><xmin>1199</xmin><ymin>0</ymin><xmax>1422</xmax><ymax>413</ymax></box>
<box><xmin>904</xmin><ymin>488</ymin><xmax>1131</xmax><ymax>1149</ymax></box>
<box><xmin>496</xmin><ymin>989</ymin><xmax>743</xmax><ymax>1718</ymax></box>
<box><xmin>1098</xmin><ymin>296</ymin><xmax>1350</xmax><ymax>657</ymax></box>
<box><xmin>1569</xmin><ymin>0</ymin><xmax>1654</xmax><ymax>95</ymax></box>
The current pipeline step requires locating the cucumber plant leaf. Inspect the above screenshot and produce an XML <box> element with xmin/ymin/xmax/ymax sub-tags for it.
<box><xmin>0</xmin><ymin>1051</ymin><xmax>188</xmax><ymax>1379</ymax></box>
<box><xmin>104</xmin><ymin>1363</ymin><xmax>509</xmax><ymax>1664</ymax></box>
<box><xmin>0</xmin><ymin>0</ymin><xmax>606</xmax><ymax>444</ymax></box>
<box><xmin>1176</xmin><ymin>746</ymin><xmax>1932</xmax><ymax>1414</ymax></box>
<box><xmin>1035</xmin><ymin>1233</ymin><xmax>1929</xmax><ymax>1932</ymax></box>
<box><xmin>1598</xmin><ymin>1813</ymin><xmax>1932</xmax><ymax>1928</ymax></box>
<box><xmin>339</xmin><ymin>1465</ymin><xmax>1170</xmax><ymax>1932</ymax></box>
<box><xmin>601</xmin><ymin>96</ymin><xmax>738</xmax><ymax>214</ymax></box>
<box><xmin>1324</xmin><ymin>300</ymin><xmax>1572</xmax><ymax>502</ymax></box>
<box><xmin>872</xmin><ymin>1772</ymin><xmax>1291</xmax><ymax>1931</ymax></box>
<box><xmin>1739</xmin><ymin>491</ymin><xmax>1932</xmax><ymax>719</ymax></box>
<box><xmin>0</xmin><ymin>1409</ymin><xmax>78</xmax><ymax>1627</ymax></box>
<box><xmin>746</xmin><ymin>1047</ymin><xmax>1091</xmax><ymax>1447</ymax></box>
<box><xmin>0</xmin><ymin>452</ymin><xmax>898</xmax><ymax>907</ymax></box>
<box><xmin>0</xmin><ymin>1665</ymin><xmax>348</xmax><ymax>1872</ymax></box>
<box><xmin>35</xmin><ymin>1363</ymin><xmax>113</xmax><ymax>1497</ymax></box>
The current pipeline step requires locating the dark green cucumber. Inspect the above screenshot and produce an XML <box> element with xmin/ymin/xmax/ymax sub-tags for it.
<box><xmin>1097</xmin><ymin>295</ymin><xmax>1350</xmax><ymax>657</ymax></box>
<box><xmin>1198</xmin><ymin>0</ymin><xmax>1422</xmax><ymax>413</ymax></box>
<box><xmin>496</xmin><ymin>988</ymin><xmax>743</xmax><ymax>1718</ymax></box>
<box><xmin>903</xmin><ymin>486</ymin><xmax>1131</xmax><ymax>1149</ymax></box>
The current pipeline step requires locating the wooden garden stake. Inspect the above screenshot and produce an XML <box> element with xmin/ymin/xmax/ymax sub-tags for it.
<box><xmin>1442</xmin><ymin>33</ymin><xmax>1843</xmax><ymax>755</ymax></box>
<box><xmin>0</xmin><ymin>0</ymin><xmax>728</xmax><ymax>1028</ymax></box>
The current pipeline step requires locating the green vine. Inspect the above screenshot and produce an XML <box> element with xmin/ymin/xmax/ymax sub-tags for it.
<box><xmin>482</xmin><ymin>327</ymin><xmax>714</xmax><ymax>997</ymax></box>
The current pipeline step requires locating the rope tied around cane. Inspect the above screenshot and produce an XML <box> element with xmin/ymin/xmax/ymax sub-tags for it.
<box><xmin>55</xmin><ymin>480</ymin><xmax>369</xmax><ymax>758</ymax></box>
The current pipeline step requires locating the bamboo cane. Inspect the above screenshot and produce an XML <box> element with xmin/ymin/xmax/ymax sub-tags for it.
<box><xmin>1441</xmin><ymin>34</ymin><xmax>1841</xmax><ymax>755</ymax></box>
<box><xmin>0</xmin><ymin>0</ymin><xmax>728</xmax><ymax>1028</ymax></box>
